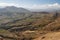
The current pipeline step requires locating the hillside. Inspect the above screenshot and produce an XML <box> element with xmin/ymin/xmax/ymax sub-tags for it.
<box><xmin>0</xmin><ymin>7</ymin><xmax>60</xmax><ymax>40</ymax></box>
<box><xmin>0</xmin><ymin>6</ymin><xmax>31</xmax><ymax>24</ymax></box>
<box><xmin>34</xmin><ymin>32</ymin><xmax>60</xmax><ymax>40</ymax></box>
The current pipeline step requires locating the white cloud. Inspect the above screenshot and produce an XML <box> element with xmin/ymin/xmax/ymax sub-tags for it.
<box><xmin>28</xmin><ymin>3</ymin><xmax>60</xmax><ymax>9</ymax></box>
<box><xmin>0</xmin><ymin>2</ymin><xmax>60</xmax><ymax>10</ymax></box>
<box><xmin>0</xmin><ymin>2</ymin><xmax>19</xmax><ymax>7</ymax></box>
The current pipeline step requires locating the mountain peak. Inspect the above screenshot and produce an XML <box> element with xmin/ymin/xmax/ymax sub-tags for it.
<box><xmin>5</xmin><ymin>6</ymin><xmax>17</xmax><ymax>9</ymax></box>
<box><xmin>0</xmin><ymin>6</ymin><xmax>30</xmax><ymax>13</ymax></box>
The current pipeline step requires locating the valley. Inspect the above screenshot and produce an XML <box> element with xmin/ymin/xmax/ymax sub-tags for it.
<box><xmin>0</xmin><ymin>6</ymin><xmax>60</xmax><ymax>40</ymax></box>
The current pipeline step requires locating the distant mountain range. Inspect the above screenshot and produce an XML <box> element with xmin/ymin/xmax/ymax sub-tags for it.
<box><xmin>0</xmin><ymin>6</ymin><xmax>60</xmax><ymax>12</ymax></box>
<box><xmin>0</xmin><ymin>6</ymin><xmax>30</xmax><ymax>13</ymax></box>
<box><xmin>30</xmin><ymin>8</ymin><xmax>60</xmax><ymax>12</ymax></box>
<box><xmin>0</xmin><ymin>6</ymin><xmax>31</xmax><ymax>17</ymax></box>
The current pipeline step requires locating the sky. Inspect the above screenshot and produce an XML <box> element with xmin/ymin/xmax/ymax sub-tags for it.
<box><xmin>0</xmin><ymin>0</ymin><xmax>60</xmax><ymax>9</ymax></box>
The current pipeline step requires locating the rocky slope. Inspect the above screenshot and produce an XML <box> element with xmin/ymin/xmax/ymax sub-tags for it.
<box><xmin>0</xmin><ymin>9</ymin><xmax>60</xmax><ymax>40</ymax></box>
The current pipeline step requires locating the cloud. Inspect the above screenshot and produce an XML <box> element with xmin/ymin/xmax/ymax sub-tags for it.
<box><xmin>0</xmin><ymin>2</ymin><xmax>60</xmax><ymax>10</ymax></box>
<box><xmin>28</xmin><ymin>3</ymin><xmax>60</xmax><ymax>9</ymax></box>
<box><xmin>0</xmin><ymin>2</ymin><xmax>19</xmax><ymax>7</ymax></box>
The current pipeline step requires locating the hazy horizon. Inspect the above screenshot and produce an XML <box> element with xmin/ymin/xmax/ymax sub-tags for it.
<box><xmin>0</xmin><ymin>0</ymin><xmax>59</xmax><ymax>10</ymax></box>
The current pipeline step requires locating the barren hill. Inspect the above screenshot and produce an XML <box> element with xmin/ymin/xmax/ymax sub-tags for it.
<box><xmin>0</xmin><ymin>7</ymin><xmax>60</xmax><ymax>40</ymax></box>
